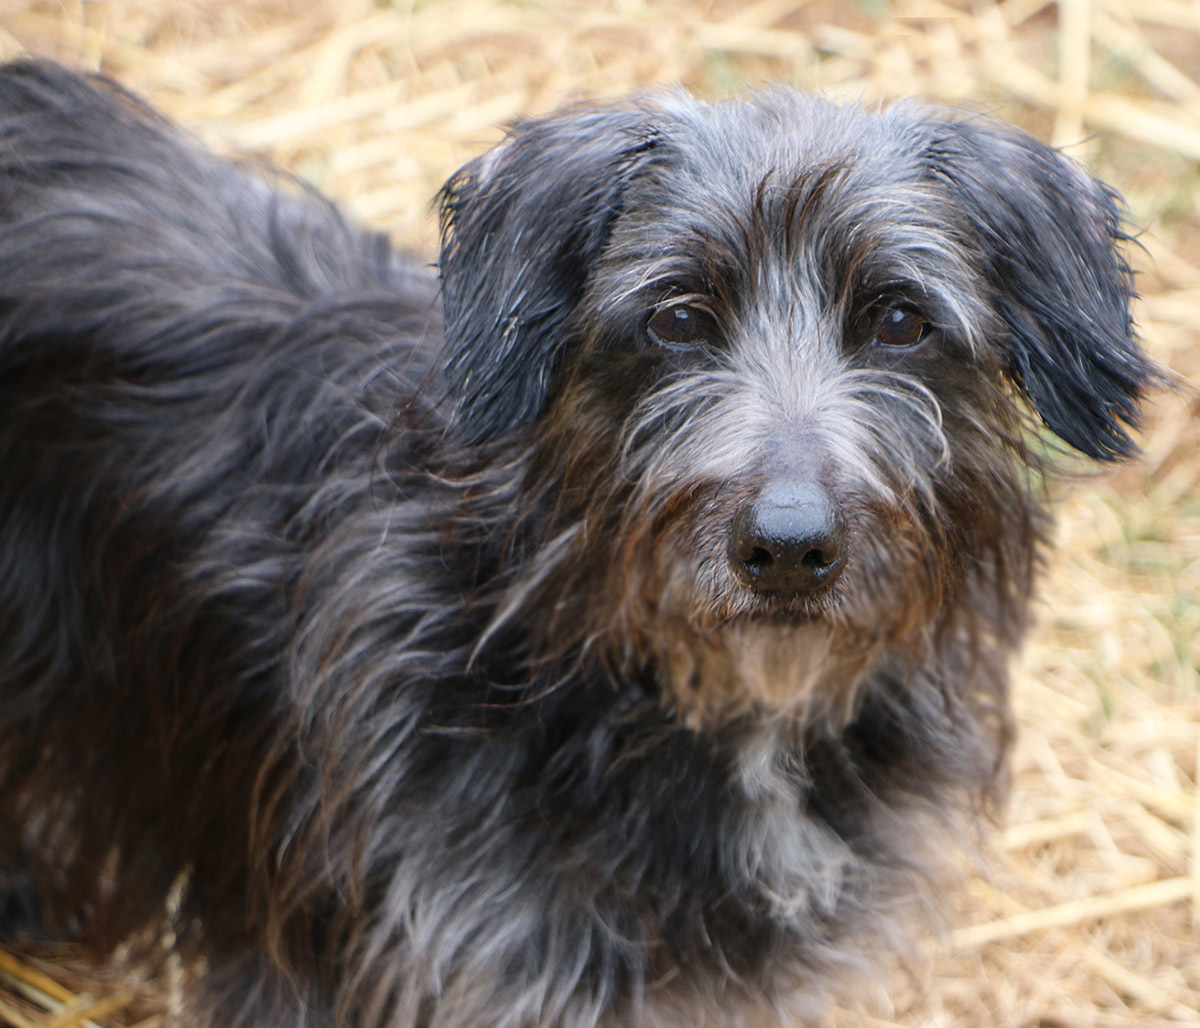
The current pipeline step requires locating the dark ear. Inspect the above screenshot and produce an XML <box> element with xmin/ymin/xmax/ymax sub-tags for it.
<box><xmin>928</xmin><ymin>117</ymin><xmax>1156</xmax><ymax>460</ymax></box>
<box><xmin>436</xmin><ymin>104</ymin><xmax>664</xmax><ymax>443</ymax></box>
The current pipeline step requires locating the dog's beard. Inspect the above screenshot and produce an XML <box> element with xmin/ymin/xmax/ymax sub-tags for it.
<box><xmin>517</xmin><ymin>483</ymin><xmax>947</xmax><ymax>730</ymax></box>
<box><xmin>502</xmin><ymin>357</ymin><xmax>962</xmax><ymax>727</ymax></box>
<box><xmin>650</xmin><ymin>618</ymin><xmax>871</xmax><ymax>729</ymax></box>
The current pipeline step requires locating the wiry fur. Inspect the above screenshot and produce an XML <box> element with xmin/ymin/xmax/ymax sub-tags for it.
<box><xmin>0</xmin><ymin>61</ymin><xmax>1153</xmax><ymax>1028</ymax></box>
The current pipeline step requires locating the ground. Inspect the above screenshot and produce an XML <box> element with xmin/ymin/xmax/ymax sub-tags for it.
<box><xmin>1</xmin><ymin>2</ymin><xmax>1198</xmax><ymax>1026</ymax></box>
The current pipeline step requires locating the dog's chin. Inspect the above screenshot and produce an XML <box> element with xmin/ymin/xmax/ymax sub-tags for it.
<box><xmin>708</xmin><ymin>583</ymin><xmax>845</xmax><ymax>628</ymax></box>
<box><xmin>657</xmin><ymin>607</ymin><xmax>866</xmax><ymax>728</ymax></box>
<box><xmin>742</xmin><ymin>590</ymin><xmax>840</xmax><ymax>624</ymax></box>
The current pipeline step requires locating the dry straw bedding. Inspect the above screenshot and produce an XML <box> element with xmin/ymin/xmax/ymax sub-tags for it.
<box><xmin>0</xmin><ymin>1</ymin><xmax>1198</xmax><ymax>1025</ymax></box>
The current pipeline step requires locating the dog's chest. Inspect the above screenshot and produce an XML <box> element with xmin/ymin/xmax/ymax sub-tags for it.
<box><xmin>728</xmin><ymin>728</ymin><xmax>854</xmax><ymax>920</ymax></box>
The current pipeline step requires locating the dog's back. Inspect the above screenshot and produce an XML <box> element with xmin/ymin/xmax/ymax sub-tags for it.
<box><xmin>0</xmin><ymin>58</ymin><xmax>447</xmax><ymax>1010</ymax></box>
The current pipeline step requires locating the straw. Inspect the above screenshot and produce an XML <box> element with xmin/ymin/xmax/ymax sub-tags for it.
<box><xmin>1</xmin><ymin>1</ymin><xmax>1197</xmax><ymax>1025</ymax></box>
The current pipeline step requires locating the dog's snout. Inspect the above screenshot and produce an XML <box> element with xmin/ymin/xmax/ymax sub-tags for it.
<box><xmin>730</xmin><ymin>483</ymin><xmax>846</xmax><ymax>595</ymax></box>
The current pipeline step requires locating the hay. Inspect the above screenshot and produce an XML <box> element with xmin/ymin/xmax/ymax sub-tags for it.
<box><xmin>1</xmin><ymin>1</ymin><xmax>1198</xmax><ymax>1025</ymax></box>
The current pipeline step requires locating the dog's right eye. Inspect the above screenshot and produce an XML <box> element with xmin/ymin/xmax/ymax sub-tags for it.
<box><xmin>647</xmin><ymin>303</ymin><xmax>713</xmax><ymax>350</ymax></box>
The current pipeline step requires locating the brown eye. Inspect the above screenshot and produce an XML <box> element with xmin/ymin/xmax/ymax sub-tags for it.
<box><xmin>874</xmin><ymin>305</ymin><xmax>930</xmax><ymax>349</ymax></box>
<box><xmin>647</xmin><ymin>303</ymin><xmax>712</xmax><ymax>349</ymax></box>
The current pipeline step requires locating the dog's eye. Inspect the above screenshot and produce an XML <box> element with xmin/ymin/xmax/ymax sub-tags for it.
<box><xmin>647</xmin><ymin>304</ymin><xmax>712</xmax><ymax>349</ymax></box>
<box><xmin>873</xmin><ymin>304</ymin><xmax>930</xmax><ymax>349</ymax></box>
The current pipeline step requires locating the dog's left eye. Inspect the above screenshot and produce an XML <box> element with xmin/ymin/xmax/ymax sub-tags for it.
<box><xmin>647</xmin><ymin>303</ymin><xmax>713</xmax><ymax>349</ymax></box>
<box><xmin>873</xmin><ymin>304</ymin><xmax>931</xmax><ymax>349</ymax></box>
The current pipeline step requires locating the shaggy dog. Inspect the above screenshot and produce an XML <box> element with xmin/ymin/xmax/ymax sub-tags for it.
<box><xmin>0</xmin><ymin>59</ymin><xmax>1153</xmax><ymax>1028</ymax></box>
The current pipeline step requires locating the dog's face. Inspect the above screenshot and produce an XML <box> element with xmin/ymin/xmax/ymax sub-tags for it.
<box><xmin>437</xmin><ymin>90</ymin><xmax>1152</xmax><ymax>724</ymax></box>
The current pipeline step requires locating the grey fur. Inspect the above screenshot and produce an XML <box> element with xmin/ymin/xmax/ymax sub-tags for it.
<box><xmin>0</xmin><ymin>61</ymin><xmax>1154</xmax><ymax>1028</ymax></box>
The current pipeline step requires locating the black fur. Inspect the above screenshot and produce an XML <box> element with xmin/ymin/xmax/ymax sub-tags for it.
<box><xmin>928</xmin><ymin>116</ymin><xmax>1151</xmax><ymax>459</ymax></box>
<box><xmin>0</xmin><ymin>61</ymin><xmax>1153</xmax><ymax>1028</ymax></box>
<box><xmin>439</xmin><ymin>104</ymin><xmax>665</xmax><ymax>441</ymax></box>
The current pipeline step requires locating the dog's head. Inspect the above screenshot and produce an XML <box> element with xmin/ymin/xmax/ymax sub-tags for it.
<box><xmin>437</xmin><ymin>90</ymin><xmax>1154</xmax><ymax>721</ymax></box>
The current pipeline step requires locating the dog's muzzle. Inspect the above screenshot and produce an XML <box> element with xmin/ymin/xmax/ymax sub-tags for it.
<box><xmin>729</xmin><ymin>479</ymin><xmax>846</xmax><ymax>596</ymax></box>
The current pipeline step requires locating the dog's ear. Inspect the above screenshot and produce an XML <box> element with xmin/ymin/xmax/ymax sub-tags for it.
<box><xmin>437</xmin><ymin>104</ymin><xmax>664</xmax><ymax>443</ymax></box>
<box><xmin>927</xmin><ymin>117</ymin><xmax>1156</xmax><ymax>460</ymax></box>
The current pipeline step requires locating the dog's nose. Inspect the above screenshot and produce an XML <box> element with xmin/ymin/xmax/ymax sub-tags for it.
<box><xmin>729</xmin><ymin>484</ymin><xmax>846</xmax><ymax>595</ymax></box>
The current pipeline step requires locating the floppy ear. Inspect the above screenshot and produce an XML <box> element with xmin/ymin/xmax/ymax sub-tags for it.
<box><xmin>436</xmin><ymin>104</ymin><xmax>664</xmax><ymax>443</ymax></box>
<box><xmin>928</xmin><ymin>117</ymin><xmax>1156</xmax><ymax>460</ymax></box>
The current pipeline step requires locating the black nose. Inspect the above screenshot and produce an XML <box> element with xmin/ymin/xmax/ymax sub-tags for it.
<box><xmin>729</xmin><ymin>483</ymin><xmax>846</xmax><ymax>595</ymax></box>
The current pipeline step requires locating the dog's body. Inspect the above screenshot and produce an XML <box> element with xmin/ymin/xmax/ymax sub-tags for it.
<box><xmin>0</xmin><ymin>60</ymin><xmax>1152</xmax><ymax>1028</ymax></box>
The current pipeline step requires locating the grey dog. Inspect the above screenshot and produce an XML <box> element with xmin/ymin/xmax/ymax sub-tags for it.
<box><xmin>0</xmin><ymin>59</ymin><xmax>1152</xmax><ymax>1028</ymax></box>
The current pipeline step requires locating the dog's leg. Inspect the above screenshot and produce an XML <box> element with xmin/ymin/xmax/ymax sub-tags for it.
<box><xmin>0</xmin><ymin>854</ymin><xmax>41</xmax><ymax>938</ymax></box>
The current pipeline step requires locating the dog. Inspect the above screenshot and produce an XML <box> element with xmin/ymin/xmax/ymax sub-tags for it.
<box><xmin>0</xmin><ymin>58</ymin><xmax>1154</xmax><ymax>1028</ymax></box>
